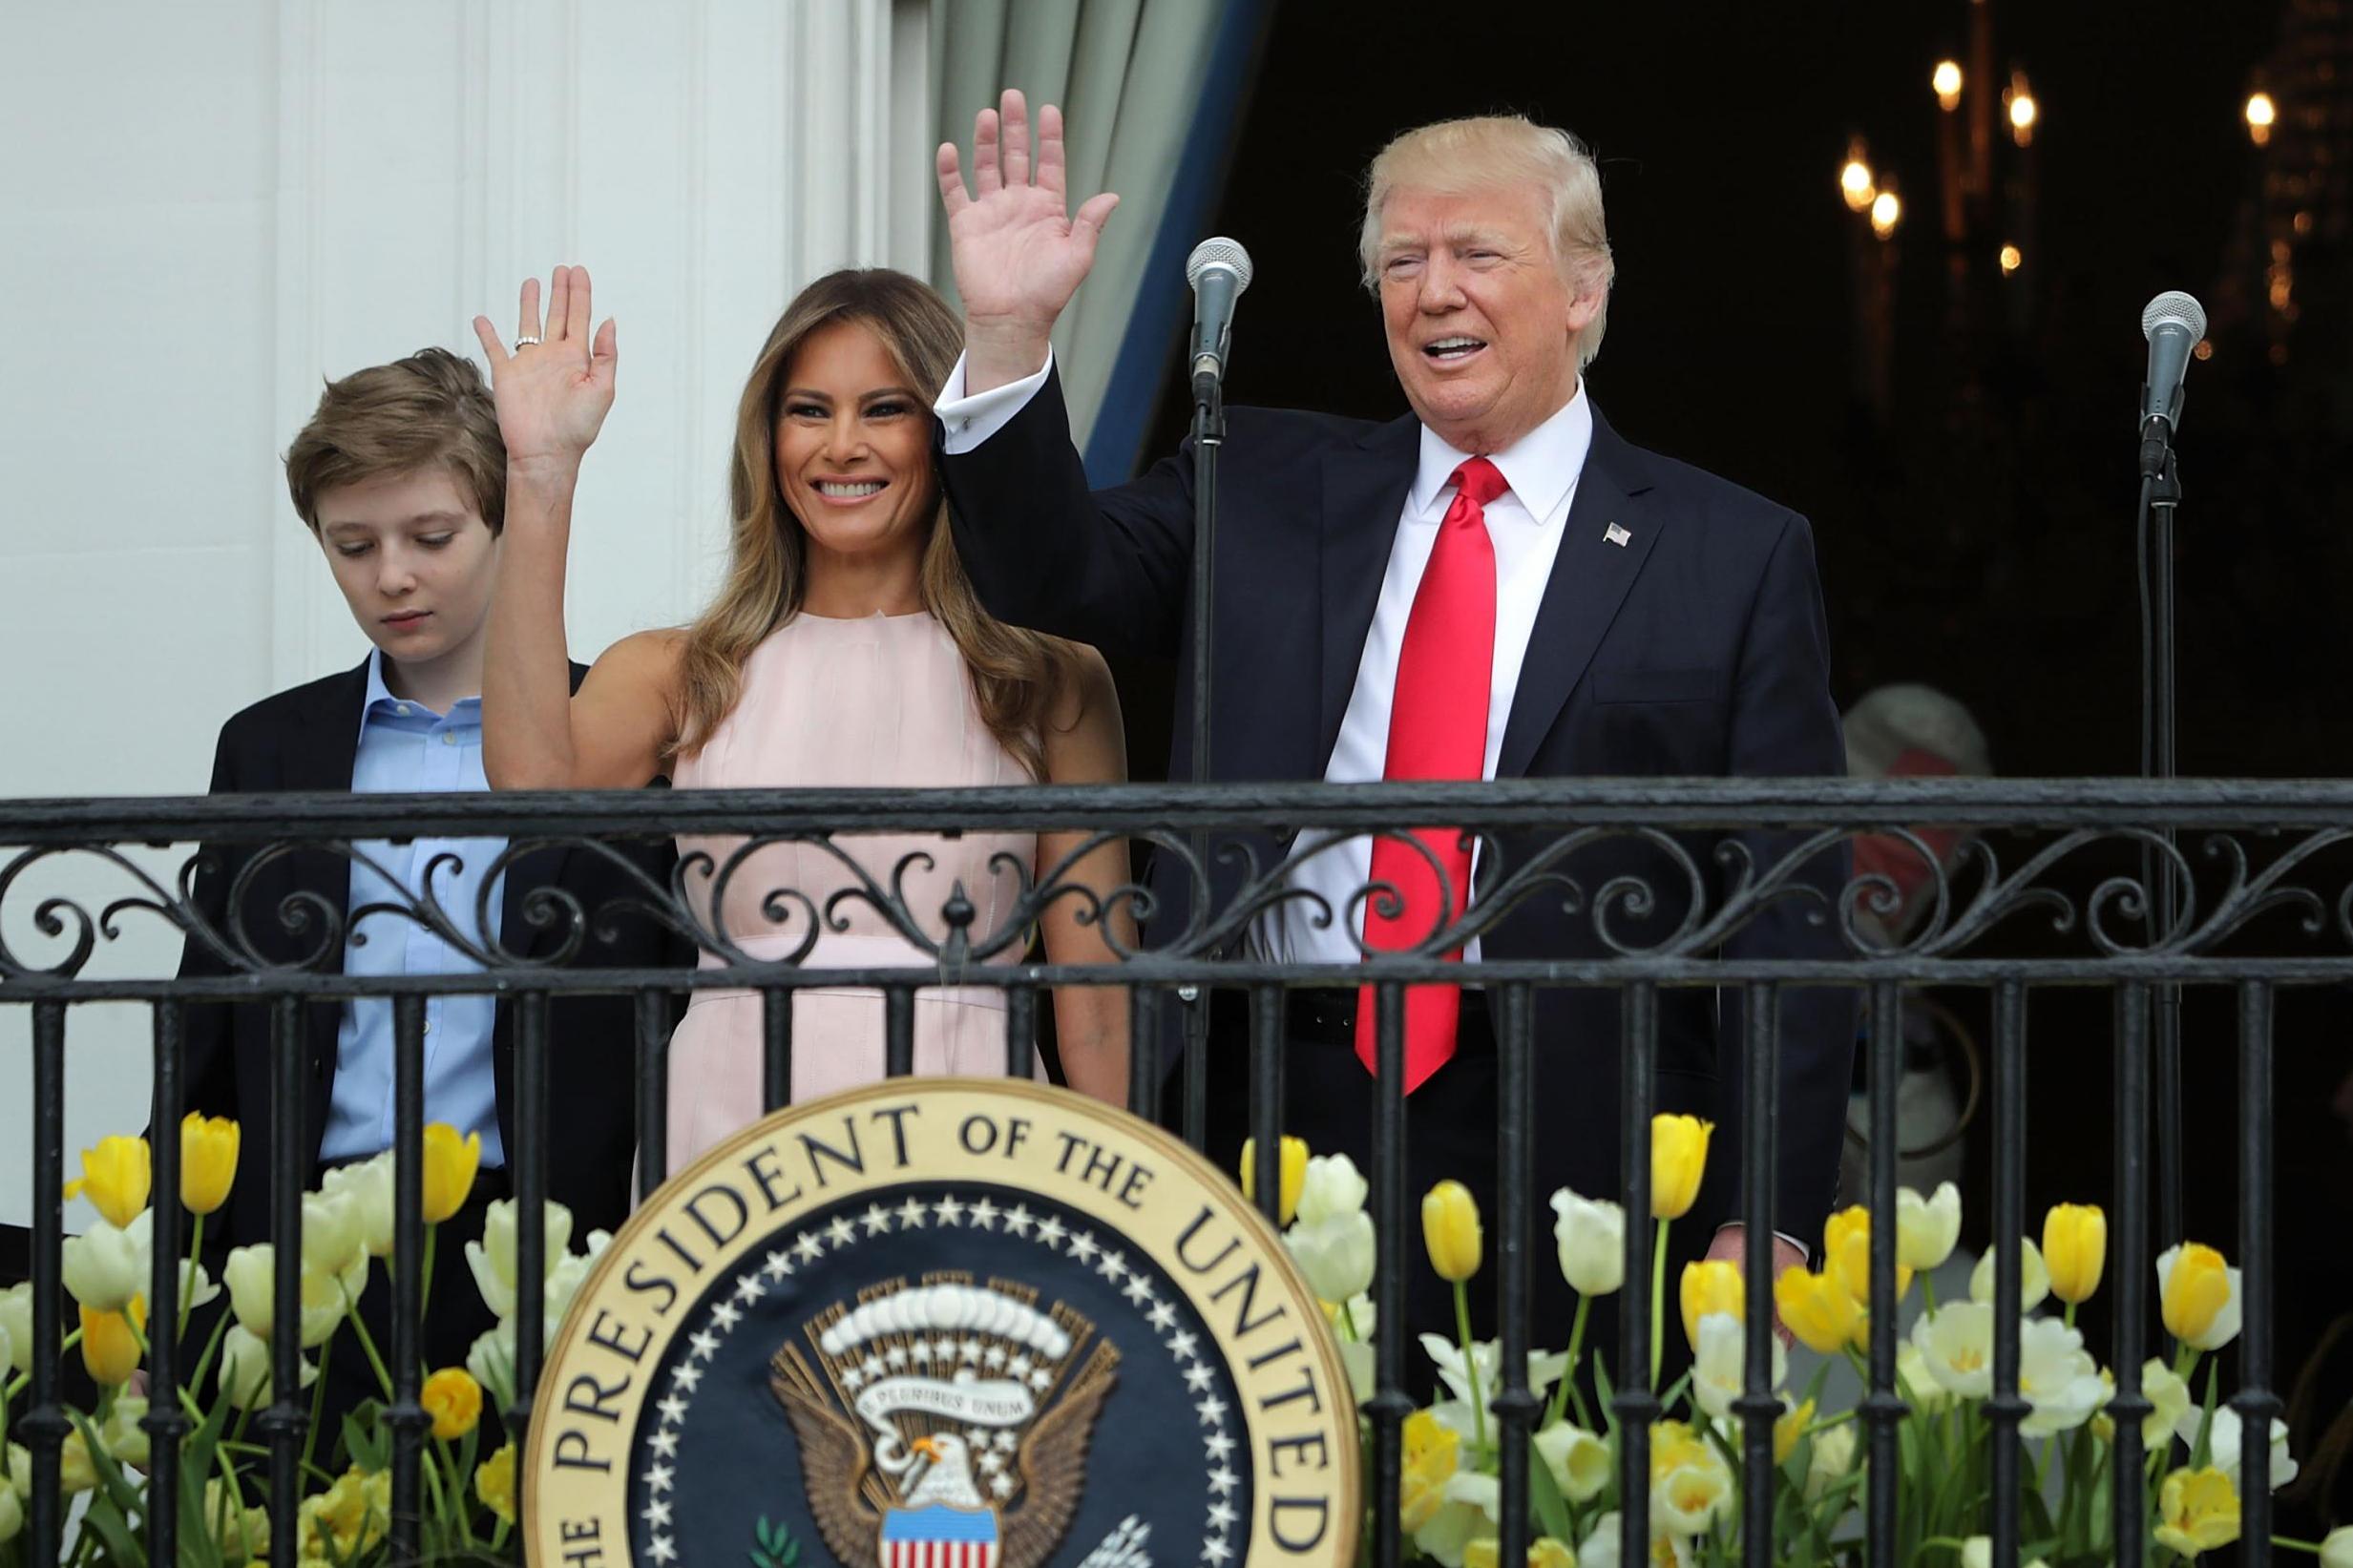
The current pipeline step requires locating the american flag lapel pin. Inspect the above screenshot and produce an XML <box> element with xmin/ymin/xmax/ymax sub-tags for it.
<box><xmin>1605</xmin><ymin>522</ymin><xmax>1631</xmax><ymax>548</ymax></box>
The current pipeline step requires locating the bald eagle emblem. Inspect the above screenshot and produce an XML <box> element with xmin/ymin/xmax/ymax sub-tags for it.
<box><xmin>770</xmin><ymin>1275</ymin><xmax>1119</xmax><ymax>1568</ymax></box>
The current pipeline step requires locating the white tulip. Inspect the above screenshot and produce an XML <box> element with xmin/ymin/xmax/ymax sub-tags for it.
<box><xmin>1961</xmin><ymin>1538</ymin><xmax>1990</xmax><ymax>1568</ymax></box>
<box><xmin>99</xmin><ymin>1396</ymin><xmax>151</xmax><ymax>1468</ymax></box>
<box><xmin>1804</xmin><ymin>1421</ymin><xmax>1857</xmax><ymax>1501</ymax></box>
<box><xmin>319</xmin><ymin>1154</ymin><xmax>396</xmax><ymax>1259</ymax></box>
<box><xmin>1533</xmin><ymin>1420</ymin><xmax>1612</xmax><ymax>1503</ymax></box>
<box><xmin>216</xmin><ymin>1324</ymin><xmax>317</xmax><ymax>1410</ymax></box>
<box><xmin>299</xmin><ymin>1187</ymin><xmax>365</xmax><ymax>1278</ymax></box>
<box><xmin>1550</xmin><ymin>1188</ymin><xmax>1626</xmax><ymax>1296</ymax></box>
<box><xmin>1411</xmin><ymin>1470</ymin><xmax>1500</xmax><ymax>1567</ymax></box>
<box><xmin>1969</xmin><ymin>1239</ymin><xmax>2049</xmax><ymax>1312</ymax></box>
<box><xmin>60</xmin><ymin>1212</ymin><xmax>149</xmax><ymax>1313</ymax></box>
<box><xmin>464</xmin><ymin>1198</ymin><xmax>575</xmax><ymax>1320</ymax></box>
<box><xmin>222</xmin><ymin>1243</ymin><xmax>363</xmax><ymax>1348</ymax></box>
<box><xmin>2184</xmin><ymin>1405</ymin><xmax>2298</xmax><ymax>1493</ymax></box>
<box><xmin>2016</xmin><ymin>1317</ymin><xmax>2105</xmax><ymax>1437</ymax></box>
<box><xmin>1690</xmin><ymin>1310</ymin><xmax>1787</xmax><ymax>1422</ymax></box>
<box><xmin>2318</xmin><ymin>1526</ymin><xmax>2353</xmax><ymax>1568</ymax></box>
<box><xmin>1897</xmin><ymin>1339</ymin><xmax>1953</xmax><ymax>1413</ymax></box>
<box><xmin>1294</xmin><ymin>1154</ymin><xmax>1369</xmax><ymax>1227</ymax></box>
<box><xmin>0</xmin><ymin>1283</ymin><xmax>31</xmax><ymax>1374</ymax></box>
<box><xmin>469</xmin><ymin>1318</ymin><xmax>517</xmax><ymax>1411</ymax></box>
<box><xmin>1577</xmin><ymin>1516</ymin><xmax>1620</xmax><ymax>1568</ymax></box>
<box><xmin>1911</xmin><ymin>1302</ymin><xmax>1995</xmax><ymax>1400</ymax></box>
<box><xmin>1287</xmin><ymin>1211</ymin><xmax>1375</xmax><ymax>1306</ymax></box>
<box><xmin>1896</xmin><ymin>1182</ymin><xmax>1963</xmax><ymax>1270</ymax></box>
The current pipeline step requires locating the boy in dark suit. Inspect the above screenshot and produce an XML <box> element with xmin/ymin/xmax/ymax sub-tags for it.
<box><xmin>177</xmin><ymin>346</ymin><xmax>676</xmax><ymax>1428</ymax></box>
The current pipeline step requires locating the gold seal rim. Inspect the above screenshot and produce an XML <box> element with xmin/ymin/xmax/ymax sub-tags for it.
<box><xmin>522</xmin><ymin>1077</ymin><xmax>1360</xmax><ymax>1567</ymax></box>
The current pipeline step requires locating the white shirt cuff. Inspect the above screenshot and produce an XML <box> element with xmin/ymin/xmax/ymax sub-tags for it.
<box><xmin>935</xmin><ymin>348</ymin><xmax>1055</xmax><ymax>454</ymax></box>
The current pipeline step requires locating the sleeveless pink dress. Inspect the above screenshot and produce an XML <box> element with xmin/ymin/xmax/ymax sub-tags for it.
<box><xmin>665</xmin><ymin>611</ymin><xmax>1040</xmax><ymax>1169</ymax></box>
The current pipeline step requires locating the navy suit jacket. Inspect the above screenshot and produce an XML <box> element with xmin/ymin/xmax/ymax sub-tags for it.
<box><xmin>940</xmin><ymin>368</ymin><xmax>1858</xmax><ymax>1243</ymax></box>
<box><xmin>177</xmin><ymin>659</ymin><xmax>682</xmax><ymax>1252</ymax></box>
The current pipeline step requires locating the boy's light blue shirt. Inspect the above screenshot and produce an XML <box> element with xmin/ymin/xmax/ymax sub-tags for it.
<box><xmin>319</xmin><ymin>650</ymin><xmax>508</xmax><ymax>1168</ymax></box>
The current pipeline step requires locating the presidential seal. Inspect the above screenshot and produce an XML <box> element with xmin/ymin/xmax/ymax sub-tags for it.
<box><xmin>526</xmin><ymin>1080</ymin><xmax>1359</xmax><ymax>1568</ymax></box>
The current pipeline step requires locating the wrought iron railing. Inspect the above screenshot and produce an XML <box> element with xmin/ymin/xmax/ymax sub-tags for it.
<box><xmin>1</xmin><ymin>778</ymin><xmax>2327</xmax><ymax>1566</ymax></box>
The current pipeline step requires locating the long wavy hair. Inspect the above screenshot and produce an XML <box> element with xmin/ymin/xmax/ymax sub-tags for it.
<box><xmin>671</xmin><ymin>268</ymin><xmax>1078</xmax><ymax>777</ymax></box>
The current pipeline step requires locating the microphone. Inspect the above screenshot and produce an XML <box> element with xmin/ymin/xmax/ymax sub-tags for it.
<box><xmin>2138</xmin><ymin>290</ymin><xmax>2206</xmax><ymax>478</ymax></box>
<box><xmin>1186</xmin><ymin>238</ymin><xmax>1254</xmax><ymax>401</ymax></box>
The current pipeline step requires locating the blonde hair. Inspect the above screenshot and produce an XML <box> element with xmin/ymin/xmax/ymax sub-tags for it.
<box><xmin>1358</xmin><ymin>115</ymin><xmax>1616</xmax><ymax>369</ymax></box>
<box><xmin>284</xmin><ymin>347</ymin><xmax>506</xmax><ymax>531</ymax></box>
<box><xmin>672</xmin><ymin>268</ymin><xmax>1078</xmax><ymax>776</ymax></box>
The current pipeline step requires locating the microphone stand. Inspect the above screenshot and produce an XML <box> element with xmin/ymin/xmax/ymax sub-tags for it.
<box><xmin>1182</xmin><ymin>371</ymin><xmax>1224</xmax><ymax>1150</ymax></box>
<box><xmin>2136</xmin><ymin>415</ymin><xmax>2184</xmax><ymax>1257</ymax></box>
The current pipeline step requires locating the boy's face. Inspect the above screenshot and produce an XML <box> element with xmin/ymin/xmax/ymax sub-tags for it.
<box><xmin>314</xmin><ymin>468</ymin><xmax>498</xmax><ymax>679</ymax></box>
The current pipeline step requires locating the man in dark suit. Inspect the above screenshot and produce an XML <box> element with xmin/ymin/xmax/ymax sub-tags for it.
<box><xmin>928</xmin><ymin>96</ymin><xmax>1854</xmax><ymax>1359</ymax></box>
<box><xmin>177</xmin><ymin>346</ymin><xmax>676</xmax><ymax>1430</ymax></box>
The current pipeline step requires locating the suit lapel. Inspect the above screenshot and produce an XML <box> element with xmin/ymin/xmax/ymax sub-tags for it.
<box><xmin>1316</xmin><ymin>416</ymin><xmax>1421</xmax><ymax>768</ymax></box>
<box><xmin>1496</xmin><ymin>412</ymin><xmax>1661</xmax><ymax>778</ymax></box>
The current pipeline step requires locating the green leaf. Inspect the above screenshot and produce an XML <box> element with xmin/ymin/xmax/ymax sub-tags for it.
<box><xmin>342</xmin><ymin>1397</ymin><xmax>390</xmax><ymax>1474</ymax></box>
<box><xmin>1528</xmin><ymin>1434</ymin><xmax>1574</xmax><ymax>1541</ymax></box>
<box><xmin>1592</xmin><ymin>1356</ymin><xmax>1620</xmax><ymax>1440</ymax></box>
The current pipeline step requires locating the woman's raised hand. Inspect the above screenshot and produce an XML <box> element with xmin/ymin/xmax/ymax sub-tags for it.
<box><xmin>471</xmin><ymin>264</ymin><xmax>618</xmax><ymax>475</ymax></box>
<box><xmin>935</xmin><ymin>90</ymin><xmax>1119</xmax><ymax>389</ymax></box>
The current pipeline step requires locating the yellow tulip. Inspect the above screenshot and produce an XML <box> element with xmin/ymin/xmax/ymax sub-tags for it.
<box><xmin>1679</xmin><ymin>1259</ymin><xmax>1745</xmax><ymax>1349</ymax></box>
<box><xmin>2042</xmin><ymin>1202</ymin><xmax>2106</xmax><ymax>1305</ymax></box>
<box><xmin>79</xmin><ymin>1300</ymin><xmax>143</xmax><ymax>1387</ymax></box>
<box><xmin>179</xmin><ymin>1115</ymin><xmax>240</xmax><ymax>1216</ymax></box>
<box><xmin>476</xmin><ymin>1442</ymin><xmax>517</xmax><ymax>1525</ymax></box>
<box><xmin>1824</xmin><ymin>1204</ymin><xmax>1913</xmax><ymax>1305</ymax></box>
<box><xmin>1464</xmin><ymin>1539</ymin><xmax>1575</xmax><ymax>1568</ymax></box>
<box><xmin>2159</xmin><ymin>1243</ymin><xmax>2240</xmax><ymax>1349</ymax></box>
<box><xmin>1398</xmin><ymin>1409</ymin><xmax>1460</xmax><ymax>1532</ymax></box>
<box><xmin>422</xmin><ymin>1367</ymin><xmax>484</xmax><ymax>1440</ymax></box>
<box><xmin>64</xmin><ymin>1136</ymin><xmax>151</xmax><ymax>1228</ymax></box>
<box><xmin>1239</xmin><ymin>1136</ymin><xmax>1309</xmax><ymax>1226</ymax></box>
<box><xmin>1421</xmin><ymin>1181</ymin><xmax>1482</xmax><ymax>1283</ymax></box>
<box><xmin>1775</xmin><ymin>1265</ymin><xmax>1864</xmax><ymax>1355</ymax></box>
<box><xmin>421</xmin><ymin>1124</ymin><xmax>482</xmax><ymax>1224</ymax></box>
<box><xmin>1650</xmin><ymin>1115</ymin><xmax>1712</xmax><ymax>1220</ymax></box>
<box><xmin>2154</xmin><ymin>1466</ymin><xmax>2240</xmax><ymax>1558</ymax></box>
<box><xmin>1775</xmin><ymin>1397</ymin><xmax>1817</xmax><ymax>1465</ymax></box>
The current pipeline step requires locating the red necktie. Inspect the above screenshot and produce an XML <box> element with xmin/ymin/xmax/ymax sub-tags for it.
<box><xmin>1355</xmin><ymin>456</ymin><xmax>1506</xmax><ymax>1090</ymax></box>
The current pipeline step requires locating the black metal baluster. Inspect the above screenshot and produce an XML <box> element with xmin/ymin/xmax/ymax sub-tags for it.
<box><xmin>388</xmin><ymin>994</ymin><xmax>429</xmax><ymax>1559</ymax></box>
<box><xmin>145</xmin><ymin>1001</ymin><xmax>187</xmax><ymax>1568</ymax></box>
<box><xmin>1127</xmin><ymin>984</ymin><xmax>1160</xmax><ymax>1119</ymax></box>
<box><xmin>636</xmin><ymin>987</ymin><xmax>669</xmax><ymax>1202</ymax></box>
<box><xmin>265</xmin><ymin>994</ymin><xmax>305</xmax><ymax>1568</ymax></box>
<box><xmin>26</xmin><ymin>1001</ymin><xmax>67</xmax><ymax>1568</ymax></box>
<box><xmin>1865</xmin><ymin>981</ymin><xmax>1902</xmax><ymax>1568</ymax></box>
<box><xmin>509</xmin><ymin>992</ymin><xmax>550</xmax><ymax>1441</ymax></box>
<box><xmin>2111</xmin><ymin>984</ymin><xmax>2152</xmax><ymax>1566</ymax></box>
<box><xmin>885</xmin><ymin>984</ymin><xmax>915</xmax><ymax>1078</ymax></box>
<box><xmin>1370</xmin><ymin>981</ymin><xmax>1409</xmax><ymax>1568</ymax></box>
<box><xmin>1005</xmin><ymin>983</ymin><xmax>1038</xmax><ymax>1079</ymax></box>
<box><xmin>1617</xmin><ymin>981</ymin><xmax>1658</xmax><ymax>1564</ymax></box>
<box><xmin>1737</xmin><ymin>983</ymin><xmax>1780</xmax><ymax>1566</ymax></box>
<box><xmin>1987</xmin><ymin>980</ymin><xmax>2028</xmax><ymax>1568</ymax></box>
<box><xmin>761</xmin><ymin>986</ymin><xmax>792</xmax><ymax>1112</ymax></box>
<box><xmin>1249</xmin><ymin>984</ymin><xmax>1283</xmax><ymax>1225</ymax></box>
<box><xmin>1496</xmin><ymin>983</ymin><xmax>1536</xmax><ymax>1568</ymax></box>
<box><xmin>2235</xmin><ymin>980</ymin><xmax>2277</xmax><ymax>1562</ymax></box>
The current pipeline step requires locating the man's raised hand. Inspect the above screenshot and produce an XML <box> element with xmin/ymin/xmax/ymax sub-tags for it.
<box><xmin>935</xmin><ymin>90</ymin><xmax>1119</xmax><ymax>393</ymax></box>
<box><xmin>470</xmin><ymin>263</ymin><xmax>618</xmax><ymax>480</ymax></box>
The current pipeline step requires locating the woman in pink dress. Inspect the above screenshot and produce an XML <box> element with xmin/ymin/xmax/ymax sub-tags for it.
<box><xmin>475</xmin><ymin>264</ymin><xmax>1132</xmax><ymax>1171</ymax></box>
